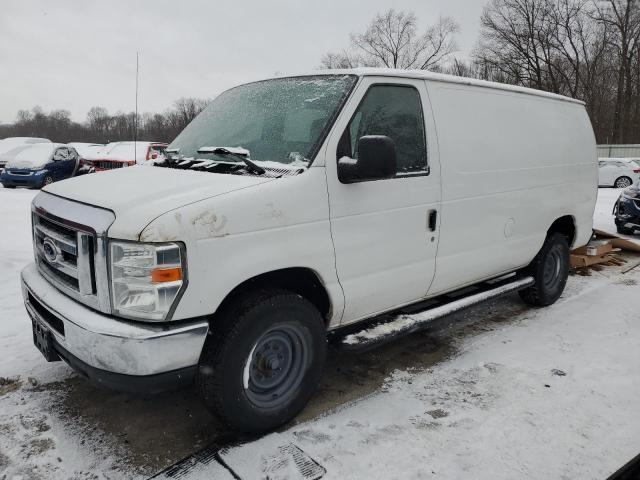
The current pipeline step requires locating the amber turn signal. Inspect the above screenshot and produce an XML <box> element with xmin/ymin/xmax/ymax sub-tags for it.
<box><xmin>151</xmin><ymin>267</ymin><xmax>183</xmax><ymax>283</ymax></box>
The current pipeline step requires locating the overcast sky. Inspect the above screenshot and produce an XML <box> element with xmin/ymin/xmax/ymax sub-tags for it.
<box><xmin>0</xmin><ymin>0</ymin><xmax>486</xmax><ymax>124</ymax></box>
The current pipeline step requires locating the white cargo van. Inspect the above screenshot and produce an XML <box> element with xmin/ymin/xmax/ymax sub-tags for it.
<box><xmin>21</xmin><ymin>69</ymin><xmax>597</xmax><ymax>433</ymax></box>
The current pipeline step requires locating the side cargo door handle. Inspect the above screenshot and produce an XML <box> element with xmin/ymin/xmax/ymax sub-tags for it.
<box><xmin>428</xmin><ymin>209</ymin><xmax>438</xmax><ymax>232</ymax></box>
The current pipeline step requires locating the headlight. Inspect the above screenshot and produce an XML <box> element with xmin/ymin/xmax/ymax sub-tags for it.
<box><xmin>109</xmin><ymin>241</ymin><xmax>186</xmax><ymax>321</ymax></box>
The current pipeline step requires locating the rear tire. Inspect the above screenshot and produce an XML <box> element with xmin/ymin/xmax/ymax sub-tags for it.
<box><xmin>197</xmin><ymin>289</ymin><xmax>326</xmax><ymax>433</ymax></box>
<box><xmin>519</xmin><ymin>233</ymin><xmax>569</xmax><ymax>307</ymax></box>
<box><xmin>614</xmin><ymin>176</ymin><xmax>633</xmax><ymax>188</ymax></box>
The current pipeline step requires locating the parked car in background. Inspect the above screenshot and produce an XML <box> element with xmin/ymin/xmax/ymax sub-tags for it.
<box><xmin>598</xmin><ymin>157</ymin><xmax>640</xmax><ymax>188</ymax></box>
<box><xmin>0</xmin><ymin>143</ymin><xmax>79</xmax><ymax>188</ymax></box>
<box><xmin>67</xmin><ymin>142</ymin><xmax>106</xmax><ymax>176</ymax></box>
<box><xmin>67</xmin><ymin>142</ymin><xmax>104</xmax><ymax>161</ymax></box>
<box><xmin>0</xmin><ymin>137</ymin><xmax>51</xmax><ymax>169</ymax></box>
<box><xmin>88</xmin><ymin>141</ymin><xmax>167</xmax><ymax>171</ymax></box>
<box><xmin>613</xmin><ymin>184</ymin><xmax>640</xmax><ymax>234</ymax></box>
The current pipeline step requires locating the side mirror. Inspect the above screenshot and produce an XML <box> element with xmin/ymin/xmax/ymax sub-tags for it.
<box><xmin>338</xmin><ymin>135</ymin><xmax>396</xmax><ymax>183</ymax></box>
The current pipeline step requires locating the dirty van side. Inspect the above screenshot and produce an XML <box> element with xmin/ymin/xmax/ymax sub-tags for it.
<box><xmin>21</xmin><ymin>70</ymin><xmax>597</xmax><ymax>434</ymax></box>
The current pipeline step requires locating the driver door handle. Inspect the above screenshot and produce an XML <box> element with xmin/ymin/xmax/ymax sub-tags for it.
<box><xmin>428</xmin><ymin>210</ymin><xmax>438</xmax><ymax>232</ymax></box>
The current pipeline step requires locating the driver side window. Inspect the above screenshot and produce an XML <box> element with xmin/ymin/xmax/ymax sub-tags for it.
<box><xmin>53</xmin><ymin>148</ymin><xmax>69</xmax><ymax>161</ymax></box>
<box><xmin>338</xmin><ymin>84</ymin><xmax>428</xmax><ymax>176</ymax></box>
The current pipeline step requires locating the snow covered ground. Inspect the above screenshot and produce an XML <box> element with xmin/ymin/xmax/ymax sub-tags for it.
<box><xmin>1</xmin><ymin>185</ymin><xmax>639</xmax><ymax>479</ymax></box>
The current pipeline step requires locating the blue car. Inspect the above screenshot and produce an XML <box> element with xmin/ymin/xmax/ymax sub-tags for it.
<box><xmin>0</xmin><ymin>143</ymin><xmax>80</xmax><ymax>189</ymax></box>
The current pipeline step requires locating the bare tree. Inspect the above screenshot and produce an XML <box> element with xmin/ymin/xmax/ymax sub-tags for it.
<box><xmin>172</xmin><ymin>97</ymin><xmax>210</xmax><ymax>127</ymax></box>
<box><xmin>0</xmin><ymin>97</ymin><xmax>211</xmax><ymax>144</ymax></box>
<box><xmin>475</xmin><ymin>0</ymin><xmax>560</xmax><ymax>90</ymax></box>
<box><xmin>320</xmin><ymin>50</ymin><xmax>361</xmax><ymax>69</ymax></box>
<box><xmin>594</xmin><ymin>0</ymin><xmax>640</xmax><ymax>142</ymax></box>
<box><xmin>321</xmin><ymin>9</ymin><xmax>459</xmax><ymax>70</ymax></box>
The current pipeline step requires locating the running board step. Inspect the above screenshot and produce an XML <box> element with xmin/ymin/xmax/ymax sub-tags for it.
<box><xmin>336</xmin><ymin>276</ymin><xmax>534</xmax><ymax>351</ymax></box>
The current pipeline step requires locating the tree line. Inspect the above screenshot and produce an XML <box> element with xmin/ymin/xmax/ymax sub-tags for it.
<box><xmin>0</xmin><ymin>97</ymin><xmax>209</xmax><ymax>144</ymax></box>
<box><xmin>3</xmin><ymin>1</ymin><xmax>640</xmax><ymax>145</ymax></box>
<box><xmin>321</xmin><ymin>1</ymin><xmax>640</xmax><ymax>145</ymax></box>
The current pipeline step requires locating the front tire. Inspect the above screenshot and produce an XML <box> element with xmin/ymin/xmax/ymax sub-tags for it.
<box><xmin>197</xmin><ymin>289</ymin><xmax>326</xmax><ymax>433</ymax></box>
<box><xmin>519</xmin><ymin>233</ymin><xmax>569</xmax><ymax>307</ymax></box>
<box><xmin>41</xmin><ymin>175</ymin><xmax>54</xmax><ymax>188</ymax></box>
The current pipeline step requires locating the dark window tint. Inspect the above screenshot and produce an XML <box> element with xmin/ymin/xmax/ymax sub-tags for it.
<box><xmin>53</xmin><ymin>148</ymin><xmax>69</xmax><ymax>161</ymax></box>
<box><xmin>339</xmin><ymin>85</ymin><xmax>428</xmax><ymax>175</ymax></box>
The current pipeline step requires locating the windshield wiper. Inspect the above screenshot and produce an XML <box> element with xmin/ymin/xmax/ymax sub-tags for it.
<box><xmin>197</xmin><ymin>146</ymin><xmax>265</xmax><ymax>175</ymax></box>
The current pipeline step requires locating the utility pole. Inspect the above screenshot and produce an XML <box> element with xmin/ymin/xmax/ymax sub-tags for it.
<box><xmin>134</xmin><ymin>51</ymin><xmax>139</xmax><ymax>162</ymax></box>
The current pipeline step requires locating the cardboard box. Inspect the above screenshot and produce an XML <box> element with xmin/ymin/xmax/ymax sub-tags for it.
<box><xmin>573</xmin><ymin>240</ymin><xmax>612</xmax><ymax>257</ymax></box>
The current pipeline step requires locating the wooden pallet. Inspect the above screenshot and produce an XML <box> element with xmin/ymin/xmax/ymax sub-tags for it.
<box><xmin>571</xmin><ymin>253</ymin><xmax>627</xmax><ymax>275</ymax></box>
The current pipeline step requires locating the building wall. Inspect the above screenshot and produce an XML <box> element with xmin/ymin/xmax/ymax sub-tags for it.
<box><xmin>597</xmin><ymin>144</ymin><xmax>640</xmax><ymax>158</ymax></box>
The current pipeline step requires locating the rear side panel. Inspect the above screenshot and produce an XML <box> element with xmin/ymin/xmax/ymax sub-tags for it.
<box><xmin>425</xmin><ymin>80</ymin><xmax>596</xmax><ymax>296</ymax></box>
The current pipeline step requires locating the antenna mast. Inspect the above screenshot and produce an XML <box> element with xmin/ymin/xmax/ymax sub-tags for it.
<box><xmin>134</xmin><ymin>51</ymin><xmax>139</xmax><ymax>162</ymax></box>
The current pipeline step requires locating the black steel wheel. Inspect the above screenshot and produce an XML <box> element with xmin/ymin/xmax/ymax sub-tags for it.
<box><xmin>197</xmin><ymin>289</ymin><xmax>326</xmax><ymax>433</ymax></box>
<box><xmin>244</xmin><ymin>324</ymin><xmax>311</xmax><ymax>409</ymax></box>
<box><xmin>519</xmin><ymin>232</ymin><xmax>569</xmax><ymax>307</ymax></box>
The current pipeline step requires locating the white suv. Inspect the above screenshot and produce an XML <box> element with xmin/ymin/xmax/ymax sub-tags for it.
<box><xmin>21</xmin><ymin>70</ymin><xmax>597</xmax><ymax>433</ymax></box>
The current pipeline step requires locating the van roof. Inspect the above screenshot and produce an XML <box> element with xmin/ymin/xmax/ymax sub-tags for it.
<box><xmin>264</xmin><ymin>68</ymin><xmax>585</xmax><ymax>106</ymax></box>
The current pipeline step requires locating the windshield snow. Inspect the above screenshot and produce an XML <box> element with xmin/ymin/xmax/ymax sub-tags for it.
<box><xmin>4</xmin><ymin>144</ymin><xmax>57</xmax><ymax>169</ymax></box>
<box><xmin>167</xmin><ymin>75</ymin><xmax>357</xmax><ymax>167</ymax></box>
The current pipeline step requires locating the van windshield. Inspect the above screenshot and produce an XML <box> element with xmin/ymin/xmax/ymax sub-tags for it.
<box><xmin>168</xmin><ymin>75</ymin><xmax>357</xmax><ymax>167</ymax></box>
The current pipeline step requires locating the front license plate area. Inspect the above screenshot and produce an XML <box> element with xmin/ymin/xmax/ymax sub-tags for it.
<box><xmin>32</xmin><ymin>319</ymin><xmax>60</xmax><ymax>362</ymax></box>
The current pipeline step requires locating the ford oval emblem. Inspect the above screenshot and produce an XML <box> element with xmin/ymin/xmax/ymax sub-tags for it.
<box><xmin>42</xmin><ymin>237</ymin><xmax>59</xmax><ymax>263</ymax></box>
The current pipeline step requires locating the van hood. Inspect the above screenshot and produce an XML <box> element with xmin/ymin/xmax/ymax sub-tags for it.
<box><xmin>43</xmin><ymin>166</ymin><xmax>273</xmax><ymax>239</ymax></box>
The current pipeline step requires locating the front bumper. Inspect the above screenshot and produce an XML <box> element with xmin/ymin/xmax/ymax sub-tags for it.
<box><xmin>0</xmin><ymin>170</ymin><xmax>46</xmax><ymax>188</ymax></box>
<box><xmin>21</xmin><ymin>263</ymin><xmax>209</xmax><ymax>392</ymax></box>
<box><xmin>614</xmin><ymin>195</ymin><xmax>640</xmax><ymax>230</ymax></box>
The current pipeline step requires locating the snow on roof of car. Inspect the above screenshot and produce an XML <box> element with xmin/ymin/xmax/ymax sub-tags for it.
<box><xmin>3</xmin><ymin>143</ymin><xmax>63</xmax><ymax>169</ymax></box>
<box><xmin>0</xmin><ymin>137</ymin><xmax>51</xmax><ymax>155</ymax></box>
<box><xmin>249</xmin><ymin>68</ymin><xmax>585</xmax><ymax>106</ymax></box>
<box><xmin>67</xmin><ymin>142</ymin><xmax>105</xmax><ymax>158</ymax></box>
<box><xmin>598</xmin><ymin>157</ymin><xmax>640</xmax><ymax>162</ymax></box>
<box><xmin>0</xmin><ymin>137</ymin><xmax>51</xmax><ymax>143</ymax></box>
<box><xmin>101</xmin><ymin>141</ymin><xmax>166</xmax><ymax>162</ymax></box>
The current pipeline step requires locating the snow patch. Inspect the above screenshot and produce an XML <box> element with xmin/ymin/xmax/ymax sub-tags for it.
<box><xmin>343</xmin><ymin>277</ymin><xmax>534</xmax><ymax>346</ymax></box>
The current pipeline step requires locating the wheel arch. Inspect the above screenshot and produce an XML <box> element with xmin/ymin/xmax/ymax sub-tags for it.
<box><xmin>547</xmin><ymin>215</ymin><xmax>576</xmax><ymax>247</ymax></box>
<box><xmin>212</xmin><ymin>267</ymin><xmax>333</xmax><ymax>326</ymax></box>
<box><xmin>615</xmin><ymin>175</ymin><xmax>633</xmax><ymax>187</ymax></box>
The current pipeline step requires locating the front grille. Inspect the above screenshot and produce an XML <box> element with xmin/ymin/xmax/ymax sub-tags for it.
<box><xmin>33</xmin><ymin>212</ymin><xmax>95</xmax><ymax>297</ymax></box>
<box><xmin>7</xmin><ymin>170</ymin><xmax>32</xmax><ymax>176</ymax></box>
<box><xmin>91</xmin><ymin>160</ymin><xmax>134</xmax><ymax>170</ymax></box>
<box><xmin>32</xmin><ymin>192</ymin><xmax>115</xmax><ymax>314</ymax></box>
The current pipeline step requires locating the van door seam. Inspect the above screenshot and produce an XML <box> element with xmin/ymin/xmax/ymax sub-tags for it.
<box><xmin>320</xmin><ymin>164</ymin><xmax>346</xmax><ymax>325</ymax></box>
